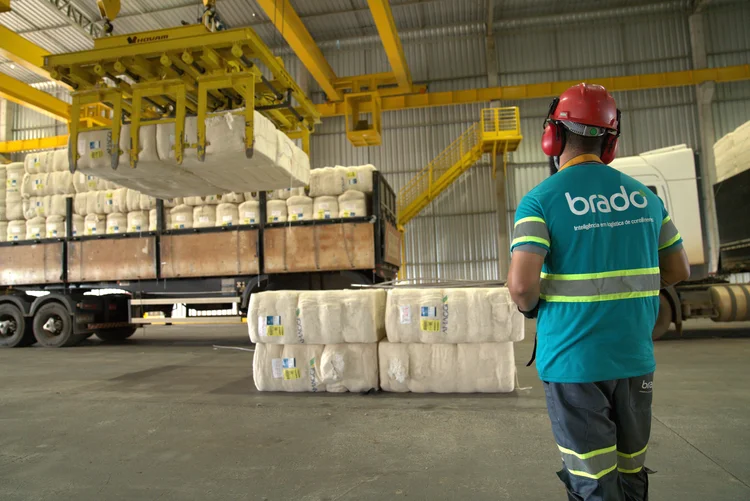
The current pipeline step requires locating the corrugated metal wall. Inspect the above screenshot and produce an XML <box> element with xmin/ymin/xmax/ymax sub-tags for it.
<box><xmin>6</xmin><ymin>2</ymin><xmax>750</xmax><ymax>280</ymax></box>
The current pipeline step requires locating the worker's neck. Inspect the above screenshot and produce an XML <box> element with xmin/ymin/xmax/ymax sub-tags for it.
<box><xmin>558</xmin><ymin>151</ymin><xmax>602</xmax><ymax>171</ymax></box>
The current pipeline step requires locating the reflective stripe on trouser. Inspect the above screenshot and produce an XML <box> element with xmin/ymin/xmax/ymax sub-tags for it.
<box><xmin>659</xmin><ymin>216</ymin><xmax>681</xmax><ymax>251</ymax></box>
<box><xmin>540</xmin><ymin>268</ymin><xmax>660</xmax><ymax>303</ymax></box>
<box><xmin>543</xmin><ymin>373</ymin><xmax>653</xmax><ymax>501</ymax></box>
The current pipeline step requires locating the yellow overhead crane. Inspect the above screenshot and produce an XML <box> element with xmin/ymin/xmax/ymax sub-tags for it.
<box><xmin>43</xmin><ymin>22</ymin><xmax>320</xmax><ymax>171</ymax></box>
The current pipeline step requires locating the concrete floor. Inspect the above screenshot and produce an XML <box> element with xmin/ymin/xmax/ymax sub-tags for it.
<box><xmin>1</xmin><ymin>321</ymin><xmax>749</xmax><ymax>501</ymax></box>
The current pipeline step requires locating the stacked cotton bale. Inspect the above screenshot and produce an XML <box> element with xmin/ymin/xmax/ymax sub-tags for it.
<box><xmin>306</xmin><ymin>164</ymin><xmax>377</xmax><ymax>219</ymax></box>
<box><xmin>714</xmin><ymin>120</ymin><xmax>750</xmax><ymax>183</ymax></box>
<box><xmin>379</xmin><ymin>287</ymin><xmax>524</xmax><ymax>393</ymax></box>
<box><xmin>5</xmin><ymin>163</ymin><xmax>26</xmax><ymax>240</ymax></box>
<box><xmin>248</xmin><ymin>290</ymin><xmax>386</xmax><ymax>392</ymax></box>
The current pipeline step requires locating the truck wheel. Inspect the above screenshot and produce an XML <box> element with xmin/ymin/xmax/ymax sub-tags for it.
<box><xmin>32</xmin><ymin>303</ymin><xmax>85</xmax><ymax>348</ymax></box>
<box><xmin>652</xmin><ymin>294</ymin><xmax>673</xmax><ymax>341</ymax></box>
<box><xmin>0</xmin><ymin>304</ymin><xmax>35</xmax><ymax>348</ymax></box>
<box><xmin>96</xmin><ymin>327</ymin><xmax>137</xmax><ymax>343</ymax></box>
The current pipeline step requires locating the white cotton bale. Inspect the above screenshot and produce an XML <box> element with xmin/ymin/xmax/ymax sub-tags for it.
<box><xmin>6</xmin><ymin>199</ymin><xmax>23</xmax><ymax>221</ymax></box>
<box><xmin>338</xmin><ymin>190</ymin><xmax>367</xmax><ymax>218</ymax></box>
<box><xmin>127</xmin><ymin>211</ymin><xmax>148</xmax><ymax>233</ymax></box>
<box><xmin>73</xmin><ymin>193</ymin><xmax>87</xmax><ymax>216</ymax></box>
<box><xmin>215</xmin><ymin>203</ymin><xmax>239</xmax><ymax>227</ymax></box>
<box><xmin>378</xmin><ymin>341</ymin><xmax>516</xmax><ymax>393</ymax></box>
<box><xmin>243</xmin><ymin>192</ymin><xmax>259</xmax><ymax>202</ymax></box>
<box><xmin>162</xmin><ymin>197</ymin><xmax>182</xmax><ymax>209</ymax></box>
<box><xmin>149</xmin><ymin>208</ymin><xmax>170</xmax><ymax>231</ymax></box>
<box><xmin>193</xmin><ymin>205</ymin><xmax>216</xmax><ymax>228</ymax></box>
<box><xmin>7</xmin><ymin>220</ymin><xmax>26</xmax><ymax>241</ymax></box>
<box><xmin>102</xmin><ymin>188</ymin><xmax>128</xmax><ymax>214</ymax></box>
<box><xmin>308</xmin><ymin>167</ymin><xmax>344</xmax><ymax>197</ymax></box>
<box><xmin>46</xmin><ymin>215</ymin><xmax>66</xmax><ymax>238</ymax></box>
<box><xmin>266</xmin><ymin>199</ymin><xmax>287</xmax><ymax>223</ymax></box>
<box><xmin>26</xmin><ymin>217</ymin><xmax>46</xmax><ymax>240</ymax></box>
<box><xmin>22</xmin><ymin>199</ymin><xmax>34</xmax><ymax>220</ymax></box>
<box><xmin>384</xmin><ymin>288</ymin><xmax>525</xmax><ymax>344</ymax></box>
<box><xmin>0</xmin><ymin>165</ymin><xmax>5</xmax><ymax>198</ymax></box>
<box><xmin>126</xmin><ymin>189</ymin><xmax>142</xmax><ymax>212</ymax></box>
<box><xmin>220</xmin><ymin>192</ymin><xmax>244</xmax><ymax>204</ymax></box>
<box><xmin>252</xmin><ymin>343</ymin><xmax>326</xmax><ymax>392</ymax></box>
<box><xmin>139</xmin><ymin>194</ymin><xmax>156</xmax><ymax>211</ymax></box>
<box><xmin>84</xmin><ymin>213</ymin><xmax>106</xmax><ymax>236</ymax></box>
<box><xmin>286</xmin><ymin>195</ymin><xmax>313</xmax><ymax>221</ymax></box>
<box><xmin>313</xmin><ymin>196</ymin><xmax>338</xmax><ymax>220</ymax></box>
<box><xmin>183</xmin><ymin>196</ymin><xmax>204</xmax><ymax>207</ymax></box>
<box><xmin>49</xmin><ymin>171</ymin><xmax>75</xmax><ymax>195</ymax></box>
<box><xmin>26</xmin><ymin>196</ymin><xmax>51</xmax><ymax>219</ymax></box>
<box><xmin>320</xmin><ymin>343</ymin><xmax>379</xmax><ymax>393</ymax></box>
<box><xmin>106</xmin><ymin>213</ymin><xmax>126</xmax><ymax>234</ymax></box>
<box><xmin>344</xmin><ymin>164</ymin><xmax>377</xmax><ymax>193</ymax></box>
<box><xmin>0</xmin><ymin>202</ymin><xmax>5</xmax><ymax>222</ymax></box>
<box><xmin>6</xmin><ymin>163</ymin><xmax>24</xmax><ymax>198</ymax></box>
<box><xmin>271</xmin><ymin>187</ymin><xmax>305</xmax><ymax>200</ymax></box>
<box><xmin>24</xmin><ymin>151</ymin><xmax>52</xmax><ymax>174</ymax></box>
<box><xmin>170</xmin><ymin>204</ymin><xmax>193</xmax><ymax>230</ymax></box>
<box><xmin>22</xmin><ymin>173</ymin><xmax>49</xmax><ymax>198</ymax></box>
<box><xmin>297</xmin><ymin>290</ymin><xmax>386</xmax><ymax>344</ymax></box>
<box><xmin>52</xmin><ymin>149</ymin><xmax>69</xmax><ymax>172</ymax></box>
<box><xmin>71</xmin><ymin>214</ymin><xmax>84</xmax><ymax>237</ymax></box>
<box><xmin>274</xmin><ymin>130</ymin><xmax>294</xmax><ymax>175</ymax></box>
<box><xmin>247</xmin><ymin>291</ymin><xmax>301</xmax><ymax>344</ymax></box>
<box><xmin>85</xmin><ymin>191</ymin><xmax>106</xmax><ymax>216</ymax></box>
<box><xmin>292</xmin><ymin>144</ymin><xmax>310</xmax><ymax>188</ymax></box>
<box><xmin>48</xmin><ymin>195</ymin><xmax>68</xmax><ymax>217</ymax></box>
<box><xmin>202</xmin><ymin>194</ymin><xmax>221</xmax><ymax>205</ymax></box>
<box><xmin>0</xmin><ymin>221</ymin><xmax>6</xmax><ymax>242</ymax></box>
<box><xmin>239</xmin><ymin>200</ymin><xmax>260</xmax><ymax>225</ymax></box>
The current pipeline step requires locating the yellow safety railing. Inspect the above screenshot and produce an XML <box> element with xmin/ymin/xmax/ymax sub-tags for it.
<box><xmin>397</xmin><ymin>106</ymin><xmax>522</xmax><ymax>227</ymax></box>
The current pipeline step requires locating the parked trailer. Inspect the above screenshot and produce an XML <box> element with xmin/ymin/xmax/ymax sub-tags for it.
<box><xmin>610</xmin><ymin>145</ymin><xmax>750</xmax><ymax>339</ymax></box>
<box><xmin>0</xmin><ymin>172</ymin><xmax>399</xmax><ymax>347</ymax></box>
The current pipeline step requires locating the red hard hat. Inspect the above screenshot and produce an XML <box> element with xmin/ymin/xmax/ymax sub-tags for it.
<box><xmin>551</xmin><ymin>83</ymin><xmax>618</xmax><ymax>130</ymax></box>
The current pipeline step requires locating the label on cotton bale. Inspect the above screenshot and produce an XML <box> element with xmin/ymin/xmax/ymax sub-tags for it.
<box><xmin>7</xmin><ymin>178</ymin><xmax>17</xmax><ymax>188</ymax></box>
<box><xmin>33</xmin><ymin>179</ymin><xmax>44</xmax><ymax>191</ymax></box>
<box><xmin>420</xmin><ymin>306</ymin><xmax>440</xmax><ymax>332</ymax></box>
<box><xmin>399</xmin><ymin>305</ymin><xmax>412</xmax><ymax>324</ymax></box>
<box><xmin>198</xmin><ymin>216</ymin><xmax>209</xmax><ymax>223</ymax></box>
<box><xmin>130</xmin><ymin>225</ymin><xmax>142</xmax><ymax>232</ymax></box>
<box><xmin>48</xmin><ymin>230</ymin><xmax>58</xmax><ymax>238</ymax></box>
<box><xmin>272</xmin><ymin>358</ymin><xmax>297</xmax><ymax>379</ymax></box>
<box><xmin>343</xmin><ymin>210</ymin><xmax>356</xmax><ymax>217</ymax></box>
<box><xmin>31</xmin><ymin>227</ymin><xmax>41</xmax><ymax>236</ymax></box>
<box><xmin>259</xmin><ymin>315</ymin><xmax>283</xmax><ymax>337</ymax></box>
<box><xmin>175</xmin><ymin>215</ymin><xmax>186</xmax><ymax>222</ymax></box>
<box><xmin>317</xmin><ymin>209</ymin><xmax>331</xmax><ymax>219</ymax></box>
<box><xmin>87</xmin><ymin>175</ymin><xmax>97</xmax><ymax>189</ymax></box>
<box><xmin>172</xmin><ymin>223</ymin><xmax>186</xmax><ymax>229</ymax></box>
<box><xmin>242</xmin><ymin>211</ymin><xmax>256</xmax><ymax>224</ymax></box>
<box><xmin>347</xmin><ymin>171</ymin><xmax>358</xmax><ymax>184</ymax></box>
<box><xmin>290</xmin><ymin>212</ymin><xmax>305</xmax><ymax>221</ymax></box>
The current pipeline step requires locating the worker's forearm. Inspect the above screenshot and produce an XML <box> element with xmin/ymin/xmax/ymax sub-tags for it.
<box><xmin>510</xmin><ymin>286</ymin><xmax>540</xmax><ymax>312</ymax></box>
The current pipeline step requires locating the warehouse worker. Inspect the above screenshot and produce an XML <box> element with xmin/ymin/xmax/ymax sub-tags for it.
<box><xmin>507</xmin><ymin>83</ymin><xmax>690</xmax><ymax>501</ymax></box>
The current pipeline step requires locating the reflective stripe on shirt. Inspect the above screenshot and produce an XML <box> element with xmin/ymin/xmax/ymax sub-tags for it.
<box><xmin>512</xmin><ymin>217</ymin><xmax>550</xmax><ymax>249</ymax></box>
<box><xmin>540</xmin><ymin>267</ymin><xmax>660</xmax><ymax>303</ymax></box>
<box><xmin>659</xmin><ymin>216</ymin><xmax>681</xmax><ymax>252</ymax></box>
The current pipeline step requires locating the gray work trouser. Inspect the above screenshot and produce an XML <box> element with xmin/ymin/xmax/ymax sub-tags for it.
<box><xmin>543</xmin><ymin>373</ymin><xmax>653</xmax><ymax>501</ymax></box>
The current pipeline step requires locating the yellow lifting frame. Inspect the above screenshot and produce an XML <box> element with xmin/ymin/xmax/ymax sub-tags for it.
<box><xmin>70</xmin><ymin>88</ymin><xmax>123</xmax><ymax>172</ymax></box>
<box><xmin>130</xmin><ymin>79</ymin><xmax>187</xmax><ymax>168</ymax></box>
<box><xmin>196</xmin><ymin>71</ymin><xmax>258</xmax><ymax>161</ymax></box>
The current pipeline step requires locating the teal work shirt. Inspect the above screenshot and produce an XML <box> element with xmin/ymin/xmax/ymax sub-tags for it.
<box><xmin>511</xmin><ymin>159</ymin><xmax>683</xmax><ymax>383</ymax></box>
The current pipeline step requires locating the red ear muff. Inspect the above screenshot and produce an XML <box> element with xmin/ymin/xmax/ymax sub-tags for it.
<box><xmin>600</xmin><ymin>135</ymin><xmax>619</xmax><ymax>164</ymax></box>
<box><xmin>541</xmin><ymin>121</ymin><xmax>564</xmax><ymax>157</ymax></box>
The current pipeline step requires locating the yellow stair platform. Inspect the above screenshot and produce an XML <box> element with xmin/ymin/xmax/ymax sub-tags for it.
<box><xmin>397</xmin><ymin>107</ymin><xmax>522</xmax><ymax>227</ymax></box>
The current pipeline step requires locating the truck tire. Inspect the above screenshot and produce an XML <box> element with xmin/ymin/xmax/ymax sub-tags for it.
<box><xmin>652</xmin><ymin>294</ymin><xmax>673</xmax><ymax>341</ymax></box>
<box><xmin>32</xmin><ymin>303</ymin><xmax>85</xmax><ymax>348</ymax></box>
<box><xmin>0</xmin><ymin>304</ymin><xmax>35</xmax><ymax>348</ymax></box>
<box><xmin>96</xmin><ymin>327</ymin><xmax>137</xmax><ymax>343</ymax></box>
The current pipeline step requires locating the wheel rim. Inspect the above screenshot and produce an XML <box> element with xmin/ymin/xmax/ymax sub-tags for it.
<box><xmin>0</xmin><ymin>315</ymin><xmax>18</xmax><ymax>339</ymax></box>
<box><xmin>39</xmin><ymin>314</ymin><xmax>64</xmax><ymax>340</ymax></box>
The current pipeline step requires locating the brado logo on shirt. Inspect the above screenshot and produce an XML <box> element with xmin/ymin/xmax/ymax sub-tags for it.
<box><xmin>566</xmin><ymin>186</ymin><xmax>648</xmax><ymax>216</ymax></box>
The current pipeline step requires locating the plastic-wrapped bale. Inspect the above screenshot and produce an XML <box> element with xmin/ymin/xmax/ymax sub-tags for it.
<box><xmin>77</xmin><ymin>125</ymin><xmax>222</xmax><ymax>198</ymax></box>
<box><xmin>253</xmin><ymin>343</ymin><xmax>326</xmax><ymax>392</ymax></box>
<box><xmin>46</xmin><ymin>215</ymin><xmax>66</xmax><ymax>238</ymax></box>
<box><xmin>266</xmin><ymin>199</ymin><xmax>287</xmax><ymax>223</ymax></box>
<box><xmin>286</xmin><ymin>195</ymin><xmax>313</xmax><ymax>221</ymax></box>
<box><xmin>49</xmin><ymin>172</ymin><xmax>75</xmax><ymax>195</ymax></box>
<box><xmin>125</xmin><ymin>189</ymin><xmax>141</xmax><ymax>212</ymax></box>
<box><xmin>320</xmin><ymin>343</ymin><xmax>379</xmax><ymax>393</ymax></box>
<box><xmin>24</xmin><ymin>151</ymin><xmax>52</xmax><ymax>174</ymax></box>
<box><xmin>0</xmin><ymin>221</ymin><xmax>6</xmax><ymax>242</ymax></box>
<box><xmin>215</xmin><ymin>203</ymin><xmax>238</xmax><ymax>227</ymax></box>
<box><xmin>22</xmin><ymin>173</ymin><xmax>49</xmax><ymax>198</ymax></box>
<box><xmin>7</xmin><ymin>220</ymin><xmax>26</xmax><ymax>241</ymax></box>
<box><xmin>102</xmin><ymin>188</ymin><xmax>129</xmax><ymax>214</ymax></box>
<box><xmin>313</xmin><ymin>196</ymin><xmax>338</xmax><ymax>220</ymax></box>
<box><xmin>106</xmin><ymin>213</ymin><xmax>126</xmax><ymax>234</ymax></box>
<box><xmin>170</xmin><ymin>204</ymin><xmax>193</xmax><ymax>229</ymax></box>
<box><xmin>26</xmin><ymin>217</ymin><xmax>46</xmax><ymax>240</ymax></box>
<box><xmin>385</xmin><ymin>288</ymin><xmax>524</xmax><ymax>344</ymax></box>
<box><xmin>193</xmin><ymin>205</ymin><xmax>216</xmax><ymax>228</ymax></box>
<box><xmin>84</xmin><ymin>214</ymin><xmax>106</xmax><ymax>236</ymax></box>
<box><xmin>309</xmin><ymin>167</ymin><xmax>345</xmax><ymax>197</ymax></box>
<box><xmin>139</xmin><ymin>194</ymin><xmax>157</xmax><ymax>211</ymax></box>
<box><xmin>378</xmin><ymin>341</ymin><xmax>516</xmax><ymax>393</ymax></box>
<box><xmin>85</xmin><ymin>191</ymin><xmax>107</xmax><ymax>216</ymax></box>
<box><xmin>155</xmin><ymin>112</ymin><xmax>308</xmax><ymax>193</ymax></box>
<box><xmin>6</xmin><ymin>162</ymin><xmax>24</xmax><ymax>201</ymax></box>
<box><xmin>48</xmin><ymin>194</ymin><xmax>68</xmax><ymax>217</ymax></box>
<box><xmin>149</xmin><ymin>208</ymin><xmax>170</xmax><ymax>231</ymax></box>
<box><xmin>73</xmin><ymin>193</ymin><xmax>87</xmax><ymax>216</ymax></box>
<box><xmin>343</xmin><ymin>165</ymin><xmax>377</xmax><ymax>193</ymax></box>
<box><xmin>127</xmin><ymin>211</ymin><xmax>148</xmax><ymax>233</ymax></box>
<box><xmin>220</xmin><ymin>192</ymin><xmax>244</xmax><ymax>204</ymax></box>
<box><xmin>247</xmin><ymin>291</ymin><xmax>301</xmax><ymax>344</ymax></box>
<box><xmin>297</xmin><ymin>290</ymin><xmax>386</xmax><ymax>344</ymax></box>
<box><xmin>338</xmin><ymin>190</ymin><xmax>367</xmax><ymax>218</ymax></box>
<box><xmin>239</xmin><ymin>200</ymin><xmax>260</xmax><ymax>225</ymax></box>
<box><xmin>25</xmin><ymin>196</ymin><xmax>51</xmax><ymax>219</ymax></box>
<box><xmin>52</xmin><ymin>149</ymin><xmax>69</xmax><ymax>172</ymax></box>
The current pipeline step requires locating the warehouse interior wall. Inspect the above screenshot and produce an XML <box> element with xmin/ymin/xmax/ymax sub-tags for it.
<box><xmin>5</xmin><ymin>2</ymin><xmax>750</xmax><ymax>281</ymax></box>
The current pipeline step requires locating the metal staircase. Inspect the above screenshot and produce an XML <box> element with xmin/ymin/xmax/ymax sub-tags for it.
<box><xmin>396</xmin><ymin>107</ymin><xmax>522</xmax><ymax>227</ymax></box>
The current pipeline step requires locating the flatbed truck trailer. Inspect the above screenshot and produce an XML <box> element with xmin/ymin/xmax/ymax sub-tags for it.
<box><xmin>0</xmin><ymin>172</ymin><xmax>400</xmax><ymax>348</ymax></box>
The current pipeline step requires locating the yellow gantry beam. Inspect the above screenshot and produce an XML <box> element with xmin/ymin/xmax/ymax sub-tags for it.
<box><xmin>0</xmin><ymin>72</ymin><xmax>70</xmax><ymax>121</ymax></box>
<box><xmin>0</xmin><ymin>135</ymin><xmax>69</xmax><ymax>154</ymax></box>
<box><xmin>255</xmin><ymin>0</ymin><xmax>342</xmax><ymax>102</ymax></box>
<box><xmin>0</xmin><ymin>25</ymin><xmax>71</xmax><ymax>86</ymax></box>
<box><xmin>366</xmin><ymin>0</ymin><xmax>412</xmax><ymax>92</ymax></box>
<box><xmin>319</xmin><ymin>64</ymin><xmax>750</xmax><ymax>117</ymax></box>
<box><xmin>0</xmin><ymin>0</ymin><xmax>10</xmax><ymax>13</ymax></box>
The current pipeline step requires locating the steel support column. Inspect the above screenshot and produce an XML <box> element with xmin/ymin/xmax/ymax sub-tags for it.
<box><xmin>689</xmin><ymin>11</ymin><xmax>720</xmax><ymax>276</ymax></box>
